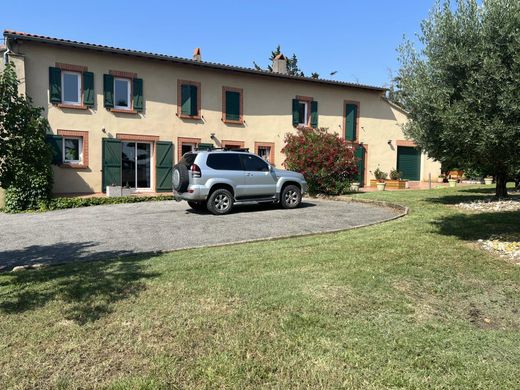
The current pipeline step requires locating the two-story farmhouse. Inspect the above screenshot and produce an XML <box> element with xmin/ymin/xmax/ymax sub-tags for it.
<box><xmin>2</xmin><ymin>30</ymin><xmax>440</xmax><ymax>195</ymax></box>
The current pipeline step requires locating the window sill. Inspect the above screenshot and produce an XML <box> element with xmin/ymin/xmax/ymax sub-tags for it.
<box><xmin>58</xmin><ymin>103</ymin><xmax>88</xmax><ymax>110</ymax></box>
<box><xmin>60</xmin><ymin>163</ymin><xmax>88</xmax><ymax>169</ymax></box>
<box><xmin>110</xmin><ymin>108</ymin><xmax>138</xmax><ymax>114</ymax></box>
<box><xmin>223</xmin><ymin>119</ymin><xmax>244</xmax><ymax>125</ymax></box>
<box><xmin>178</xmin><ymin>113</ymin><xmax>202</xmax><ymax>120</ymax></box>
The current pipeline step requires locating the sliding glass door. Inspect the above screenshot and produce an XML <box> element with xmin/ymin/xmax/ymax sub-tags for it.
<box><xmin>122</xmin><ymin>142</ymin><xmax>152</xmax><ymax>190</ymax></box>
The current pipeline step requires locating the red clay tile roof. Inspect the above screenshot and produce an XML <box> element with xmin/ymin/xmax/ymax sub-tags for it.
<box><xmin>3</xmin><ymin>30</ymin><xmax>386</xmax><ymax>92</ymax></box>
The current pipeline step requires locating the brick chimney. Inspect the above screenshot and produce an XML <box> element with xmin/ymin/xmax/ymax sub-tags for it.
<box><xmin>272</xmin><ymin>53</ymin><xmax>288</xmax><ymax>74</ymax></box>
<box><xmin>193</xmin><ymin>48</ymin><xmax>201</xmax><ymax>62</ymax></box>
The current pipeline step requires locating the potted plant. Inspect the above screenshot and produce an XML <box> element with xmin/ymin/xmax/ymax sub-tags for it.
<box><xmin>448</xmin><ymin>178</ymin><xmax>457</xmax><ymax>188</ymax></box>
<box><xmin>437</xmin><ymin>175</ymin><xmax>445</xmax><ymax>183</ymax></box>
<box><xmin>373</xmin><ymin>168</ymin><xmax>388</xmax><ymax>191</ymax></box>
<box><xmin>484</xmin><ymin>176</ymin><xmax>493</xmax><ymax>185</ymax></box>
<box><xmin>386</xmin><ymin>168</ymin><xmax>407</xmax><ymax>189</ymax></box>
<box><xmin>351</xmin><ymin>182</ymin><xmax>360</xmax><ymax>192</ymax></box>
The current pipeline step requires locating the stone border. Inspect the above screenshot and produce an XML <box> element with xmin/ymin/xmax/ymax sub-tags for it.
<box><xmin>4</xmin><ymin>198</ymin><xmax>408</xmax><ymax>273</ymax></box>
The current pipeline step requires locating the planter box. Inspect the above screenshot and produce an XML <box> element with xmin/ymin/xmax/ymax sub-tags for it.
<box><xmin>122</xmin><ymin>188</ymin><xmax>134</xmax><ymax>197</ymax></box>
<box><xmin>370</xmin><ymin>179</ymin><xmax>406</xmax><ymax>189</ymax></box>
<box><xmin>385</xmin><ymin>180</ymin><xmax>407</xmax><ymax>189</ymax></box>
<box><xmin>106</xmin><ymin>185</ymin><xmax>122</xmax><ymax>197</ymax></box>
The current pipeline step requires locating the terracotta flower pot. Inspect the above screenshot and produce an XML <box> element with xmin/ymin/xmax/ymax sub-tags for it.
<box><xmin>376</xmin><ymin>182</ymin><xmax>386</xmax><ymax>191</ymax></box>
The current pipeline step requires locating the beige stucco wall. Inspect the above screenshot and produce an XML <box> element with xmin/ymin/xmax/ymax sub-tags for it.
<box><xmin>15</xmin><ymin>40</ymin><xmax>440</xmax><ymax>193</ymax></box>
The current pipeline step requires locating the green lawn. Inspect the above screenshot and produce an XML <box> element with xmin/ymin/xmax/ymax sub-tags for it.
<box><xmin>1</xmin><ymin>187</ymin><xmax>519</xmax><ymax>389</ymax></box>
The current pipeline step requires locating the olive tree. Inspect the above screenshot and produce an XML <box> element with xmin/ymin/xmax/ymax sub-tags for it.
<box><xmin>396</xmin><ymin>0</ymin><xmax>520</xmax><ymax>197</ymax></box>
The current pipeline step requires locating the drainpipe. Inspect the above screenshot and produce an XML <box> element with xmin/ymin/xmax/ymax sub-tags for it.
<box><xmin>3</xmin><ymin>36</ymin><xmax>13</xmax><ymax>65</ymax></box>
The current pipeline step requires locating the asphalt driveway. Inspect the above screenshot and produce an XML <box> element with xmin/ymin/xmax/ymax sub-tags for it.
<box><xmin>0</xmin><ymin>199</ymin><xmax>402</xmax><ymax>270</ymax></box>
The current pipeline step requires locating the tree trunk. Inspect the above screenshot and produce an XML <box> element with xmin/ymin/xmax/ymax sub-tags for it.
<box><xmin>495</xmin><ymin>171</ymin><xmax>508</xmax><ymax>198</ymax></box>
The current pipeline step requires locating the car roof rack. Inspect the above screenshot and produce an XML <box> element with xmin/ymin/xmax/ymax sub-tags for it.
<box><xmin>194</xmin><ymin>146</ymin><xmax>250</xmax><ymax>152</ymax></box>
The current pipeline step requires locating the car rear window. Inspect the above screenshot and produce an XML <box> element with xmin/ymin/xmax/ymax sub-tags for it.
<box><xmin>179</xmin><ymin>153</ymin><xmax>197</xmax><ymax>167</ymax></box>
<box><xmin>206</xmin><ymin>153</ymin><xmax>243</xmax><ymax>170</ymax></box>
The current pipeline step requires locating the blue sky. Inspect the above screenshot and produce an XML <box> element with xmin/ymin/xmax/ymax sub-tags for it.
<box><xmin>0</xmin><ymin>0</ymin><xmax>434</xmax><ymax>87</ymax></box>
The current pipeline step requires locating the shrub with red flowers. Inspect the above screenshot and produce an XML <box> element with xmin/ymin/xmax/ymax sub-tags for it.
<box><xmin>282</xmin><ymin>127</ymin><xmax>358</xmax><ymax>195</ymax></box>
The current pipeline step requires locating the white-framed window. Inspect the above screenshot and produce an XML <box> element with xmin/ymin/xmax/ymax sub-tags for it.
<box><xmin>63</xmin><ymin>137</ymin><xmax>83</xmax><ymax>164</ymax></box>
<box><xmin>257</xmin><ymin>146</ymin><xmax>271</xmax><ymax>162</ymax></box>
<box><xmin>114</xmin><ymin>77</ymin><xmax>131</xmax><ymax>109</ymax></box>
<box><xmin>297</xmin><ymin>100</ymin><xmax>309</xmax><ymax>126</ymax></box>
<box><xmin>181</xmin><ymin>143</ymin><xmax>197</xmax><ymax>156</ymax></box>
<box><xmin>61</xmin><ymin>71</ymin><xmax>81</xmax><ymax>105</ymax></box>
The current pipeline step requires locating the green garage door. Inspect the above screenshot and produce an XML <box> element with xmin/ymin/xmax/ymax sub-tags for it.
<box><xmin>397</xmin><ymin>146</ymin><xmax>421</xmax><ymax>181</ymax></box>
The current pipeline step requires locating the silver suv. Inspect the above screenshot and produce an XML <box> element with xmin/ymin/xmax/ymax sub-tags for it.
<box><xmin>172</xmin><ymin>148</ymin><xmax>308</xmax><ymax>215</ymax></box>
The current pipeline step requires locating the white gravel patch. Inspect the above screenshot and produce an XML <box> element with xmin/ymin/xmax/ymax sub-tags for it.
<box><xmin>478</xmin><ymin>238</ymin><xmax>520</xmax><ymax>265</ymax></box>
<box><xmin>457</xmin><ymin>199</ymin><xmax>520</xmax><ymax>213</ymax></box>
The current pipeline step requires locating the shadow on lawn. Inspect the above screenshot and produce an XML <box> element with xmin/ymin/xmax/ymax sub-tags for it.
<box><xmin>0</xmin><ymin>246</ymin><xmax>160</xmax><ymax>324</ymax></box>
<box><xmin>433</xmin><ymin>210</ymin><xmax>520</xmax><ymax>241</ymax></box>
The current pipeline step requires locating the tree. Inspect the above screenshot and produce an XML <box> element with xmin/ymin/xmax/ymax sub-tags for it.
<box><xmin>253</xmin><ymin>45</ymin><xmax>305</xmax><ymax>77</ymax></box>
<box><xmin>282</xmin><ymin>127</ymin><xmax>358</xmax><ymax>195</ymax></box>
<box><xmin>396</xmin><ymin>0</ymin><xmax>520</xmax><ymax>197</ymax></box>
<box><xmin>0</xmin><ymin>62</ymin><xmax>53</xmax><ymax>211</ymax></box>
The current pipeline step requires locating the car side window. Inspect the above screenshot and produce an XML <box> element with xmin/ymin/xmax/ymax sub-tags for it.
<box><xmin>241</xmin><ymin>154</ymin><xmax>269</xmax><ymax>172</ymax></box>
<box><xmin>206</xmin><ymin>153</ymin><xmax>243</xmax><ymax>170</ymax></box>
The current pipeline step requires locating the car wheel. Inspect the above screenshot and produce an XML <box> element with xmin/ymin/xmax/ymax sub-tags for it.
<box><xmin>188</xmin><ymin>201</ymin><xmax>206</xmax><ymax>211</ymax></box>
<box><xmin>172</xmin><ymin>164</ymin><xmax>190</xmax><ymax>193</ymax></box>
<box><xmin>207</xmin><ymin>188</ymin><xmax>233</xmax><ymax>215</ymax></box>
<box><xmin>281</xmin><ymin>185</ymin><xmax>301</xmax><ymax>209</ymax></box>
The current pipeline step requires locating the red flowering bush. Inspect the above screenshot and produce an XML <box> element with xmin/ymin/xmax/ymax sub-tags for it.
<box><xmin>282</xmin><ymin>127</ymin><xmax>358</xmax><ymax>195</ymax></box>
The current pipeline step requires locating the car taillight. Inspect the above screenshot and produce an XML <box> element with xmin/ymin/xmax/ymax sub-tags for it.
<box><xmin>191</xmin><ymin>164</ymin><xmax>201</xmax><ymax>178</ymax></box>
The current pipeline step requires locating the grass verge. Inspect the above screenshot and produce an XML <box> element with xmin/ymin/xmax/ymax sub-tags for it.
<box><xmin>0</xmin><ymin>186</ymin><xmax>519</xmax><ymax>388</ymax></box>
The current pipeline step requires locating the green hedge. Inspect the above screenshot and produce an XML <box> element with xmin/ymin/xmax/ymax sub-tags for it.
<box><xmin>0</xmin><ymin>195</ymin><xmax>174</xmax><ymax>213</ymax></box>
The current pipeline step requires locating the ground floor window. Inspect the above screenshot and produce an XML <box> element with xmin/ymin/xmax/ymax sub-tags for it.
<box><xmin>63</xmin><ymin>137</ymin><xmax>83</xmax><ymax>163</ymax></box>
<box><xmin>122</xmin><ymin>141</ymin><xmax>152</xmax><ymax>189</ymax></box>
<box><xmin>255</xmin><ymin>142</ymin><xmax>275</xmax><ymax>165</ymax></box>
<box><xmin>181</xmin><ymin>142</ymin><xmax>197</xmax><ymax>156</ymax></box>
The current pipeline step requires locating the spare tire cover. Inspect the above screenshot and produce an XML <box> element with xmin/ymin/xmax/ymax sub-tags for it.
<box><xmin>173</xmin><ymin>164</ymin><xmax>190</xmax><ymax>192</ymax></box>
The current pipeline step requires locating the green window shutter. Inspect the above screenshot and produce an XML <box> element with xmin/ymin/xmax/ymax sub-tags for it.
<box><xmin>355</xmin><ymin>145</ymin><xmax>365</xmax><ymax>187</ymax></box>
<box><xmin>225</xmin><ymin>91</ymin><xmax>240</xmax><ymax>121</ymax></box>
<box><xmin>102</xmin><ymin>138</ymin><xmax>121</xmax><ymax>192</ymax></box>
<box><xmin>133</xmin><ymin>78</ymin><xmax>143</xmax><ymax>111</ymax></box>
<box><xmin>156</xmin><ymin>141</ymin><xmax>173</xmax><ymax>191</ymax></box>
<box><xmin>292</xmin><ymin>99</ymin><xmax>300</xmax><ymax>127</ymax></box>
<box><xmin>46</xmin><ymin>135</ymin><xmax>63</xmax><ymax>165</ymax></box>
<box><xmin>181</xmin><ymin>84</ymin><xmax>192</xmax><ymax>115</ymax></box>
<box><xmin>83</xmin><ymin>71</ymin><xmax>95</xmax><ymax>107</ymax></box>
<box><xmin>310</xmin><ymin>101</ymin><xmax>318</xmax><ymax>128</ymax></box>
<box><xmin>198</xmin><ymin>143</ymin><xmax>213</xmax><ymax>151</ymax></box>
<box><xmin>190</xmin><ymin>85</ymin><xmax>198</xmax><ymax>116</ymax></box>
<box><xmin>345</xmin><ymin>104</ymin><xmax>357</xmax><ymax>141</ymax></box>
<box><xmin>49</xmin><ymin>67</ymin><xmax>62</xmax><ymax>104</ymax></box>
<box><xmin>103</xmin><ymin>74</ymin><xmax>114</xmax><ymax>108</ymax></box>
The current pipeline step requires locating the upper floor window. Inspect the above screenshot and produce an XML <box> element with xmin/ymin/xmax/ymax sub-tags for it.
<box><xmin>61</xmin><ymin>71</ymin><xmax>81</xmax><ymax>106</ymax></box>
<box><xmin>103</xmin><ymin>71</ymin><xmax>143</xmax><ymax>113</ymax></box>
<box><xmin>292</xmin><ymin>96</ymin><xmax>318</xmax><ymax>128</ymax></box>
<box><xmin>344</xmin><ymin>102</ymin><xmax>359</xmax><ymax>141</ymax></box>
<box><xmin>222</xmin><ymin>87</ymin><xmax>243</xmax><ymax>124</ymax></box>
<box><xmin>114</xmin><ymin>78</ymin><xmax>131</xmax><ymax>110</ymax></box>
<box><xmin>49</xmin><ymin>64</ymin><xmax>94</xmax><ymax>108</ymax></box>
<box><xmin>178</xmin><ymin>80</ymin><xmax>201</xmax><ymax>119</ymax></box>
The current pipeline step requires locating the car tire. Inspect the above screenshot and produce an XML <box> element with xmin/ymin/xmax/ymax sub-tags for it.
<box><xmin>207</xmin><ymin>188</ymin><xmax>234</xmax><ymax>215</ymax></box>
<box><xmin>280</xmin><ymin>184</ymin><xmax>302</xmax><ymax>209</ymax></box>
<box><xmin>173</xmin><ymin>164</ymin><xmax>190</xmax><ymax>193</ymax></box>
<box><xmin>188</xmin><ymin>201</ymin><xmax>206</xmax><ymax>211</ymax></box>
